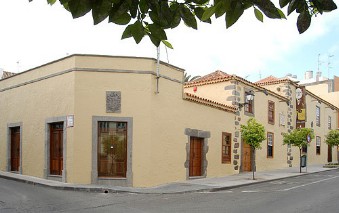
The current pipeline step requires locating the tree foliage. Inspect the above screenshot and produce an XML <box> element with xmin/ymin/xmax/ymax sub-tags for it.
<box><xmin>184</xmin><ymin>72</ymin><xmax>201</xmax><ymax>82</ymax></box>
<box><xmin>325</xmin><ymin>129</ymin><xmax>339</xmax><ymax>147</ymax></box>
<box><xmin>283</xmin><ymin>128</ymin><xmax>314</xmax><ymax>149</ymax></box>
<box><xmin>30</xmin><ymin>0</ymin><xmax>337</xmax><ymax>47</ymax></box>
<box><xmin>240</xmin><ymin>118</ymin><xmax>266</xmax><ymax>149</ymax></box>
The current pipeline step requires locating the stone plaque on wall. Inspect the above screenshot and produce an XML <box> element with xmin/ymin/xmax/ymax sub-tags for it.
<box><xmin>106</xmin><ymin>91</ymin><xmax>121</xmax><ymax>113</ymax></box>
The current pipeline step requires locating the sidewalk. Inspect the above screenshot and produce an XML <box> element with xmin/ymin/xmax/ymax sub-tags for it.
<box><xmin>0</xmin><ymin>165</ymin><xmax>336</xmax><ymax>194</ymax></box>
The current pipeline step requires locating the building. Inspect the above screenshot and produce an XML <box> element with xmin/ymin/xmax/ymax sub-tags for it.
<box><xmin>1</xmin><ymin>55</ymin><xmax>338</xmax><ymax>188</ymax></box>
<box><xmin>1</xmin><ymin>54</ymin><xmax>240</xmax><ymax>187</ymax></box>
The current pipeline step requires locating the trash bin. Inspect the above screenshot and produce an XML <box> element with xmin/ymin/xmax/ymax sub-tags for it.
<box><xmin>301</xmin><ymin>155</ymin><xmax>307</xmax><ymax>168</ymax></box>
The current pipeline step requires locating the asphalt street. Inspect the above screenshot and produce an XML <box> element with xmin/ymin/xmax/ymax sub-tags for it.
<box><xmin>1</xmin><ymin>169</ymin><xmax>339</xmax><ymax>213</ymax></box>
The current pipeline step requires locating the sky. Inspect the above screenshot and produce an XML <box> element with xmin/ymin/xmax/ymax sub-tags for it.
<box><xmin>0</xmin><ymin>1</ymin><xmax>339</xmax><ymax>82</ymax></box>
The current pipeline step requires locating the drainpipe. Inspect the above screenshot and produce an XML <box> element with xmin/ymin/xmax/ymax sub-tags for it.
<box><xmin>156</xmin><ymin>46</ymin><xmax>160</xmax><ymax>94</ymax></box>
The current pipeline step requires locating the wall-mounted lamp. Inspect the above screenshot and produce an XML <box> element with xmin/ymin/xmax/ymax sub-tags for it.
<box><xmin>238</xmin><ymin>90</ymin><xmax>255</xmax><ymax>110</ymax></box>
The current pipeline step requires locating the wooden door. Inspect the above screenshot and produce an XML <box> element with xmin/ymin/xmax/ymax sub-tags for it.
<box><xmin>189</xmin><ymin>137</ymin><xmax>203</xmax><ymax>177</ymax></box>
<box><xmin>50</xmin><ymin>123</ymin><xmax>63</xmax><ymax>176</ymax></box>
<box><xmin>10</xmin><ymin>127</ymin><xmax>20</xmax><ymax>172</ymax></box>
<box><xmin>328</xmin><ymin>145</ymin><xmax>333</xmax><ymax>163</ymax></box>
<box><xmin>242</xmin><ymin>142</ymin><xmax>252</xmax><ymax>172</ymax></box>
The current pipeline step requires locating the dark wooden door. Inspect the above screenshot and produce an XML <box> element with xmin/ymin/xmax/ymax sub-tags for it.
<box><xmin>189</xmin><ymin>137</ymin><xmax>203</xmax><ymax>177</ymax></box>
<box><xmin>10</xmin><ymin>127</ymin><xmax>20</xmax><ymax>172</ymax></box>
<box><xmin>50</xmin><ymin>123</ymin><xmax>63</xmax><ymax>176</ymax></box>
<box><xmin>242</xmin><ymin>142</ymin><xmax>252</xmax><ymax>172</ymax></box>
<box><xmin>328</xmin><ymin>145</ymin><xmax>333</xmax><ymax>163</ymax></box>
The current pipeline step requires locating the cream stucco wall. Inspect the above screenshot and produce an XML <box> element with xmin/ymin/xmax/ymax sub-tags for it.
<box><xmin>184</xmin><ymin>81</ymin><xmax>234</xmax><ymax>105</ymax></box>
<box><xmin>0</xmin><ymin>69</ymin><xmax>75</xmax><ymax>178</ymax></box>
<box><xmin>305</xmin><ymin>82</ymin><xmax>339</xmax><ymax>108</ymax></box>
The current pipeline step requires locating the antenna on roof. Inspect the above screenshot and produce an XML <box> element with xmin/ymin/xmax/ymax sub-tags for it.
<box><xmin>317</xmin><ymin>54</ymin><xmax>323</xmax><ymax>72</ymax></box>
<box><xmin>17</xmin><ymin>60</ymin><xmax>20</xmax><ymax>73</ymax></box>
<box><xmin>327</xmin><ymin>54</ymin><xmax>334</xmax><ymax>79</ymax></box>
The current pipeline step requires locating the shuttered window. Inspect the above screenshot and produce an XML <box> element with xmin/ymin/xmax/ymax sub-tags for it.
<box><xmin>268</xmin><ymin>101</ymin><xmax>275</xmax><ymax>124</ymax></box>
<box><xmin>222</xmin><ymin>132</ymin><xmax>232</xmax><ymax>163</ymax></box>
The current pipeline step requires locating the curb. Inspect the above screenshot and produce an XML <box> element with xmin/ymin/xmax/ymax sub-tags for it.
<box><xmin>1</xmin><ymin>168</ymin><xmax>337</xmax><ymax>194</ymax></box>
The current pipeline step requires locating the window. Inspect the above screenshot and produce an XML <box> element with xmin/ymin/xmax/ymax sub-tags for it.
<box><xmin>268</xmin><ymin>101</ymin><xmax>275</xmax><ymax>124</ymax></box>
<box><xmin>328</xmin><ymin>116</ymin><xmax>332</xmax><ymax>130</ymax></box>
<box><xmin>222</xmin><ymin>132</ymin><xmax>232</xmax><ymax>163</ymax></box>
<box><xmin>267</xmin><ymin>132</ymin><xmax>274</xmax><ymax>158</ymax></box>
<box><xmin>316</xmin><ymin>106</ymin><xmax>320</xmax><ymax>127</ymax></box>
<box><xmin>316</xmin><ymin>136</ymin><xmax>321</xmax><ymax>155</ymax></box>
<box><xmin>98</xmin><ymin>121</ymin><xmax>127</xmax><ymax>178</ymax></box>
<box><xmin>244</xmin><ymin>91</ymin><xmax>254</xmax><ymax>114</ymax></box>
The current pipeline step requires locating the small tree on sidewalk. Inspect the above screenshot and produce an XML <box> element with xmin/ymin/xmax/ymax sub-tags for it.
<box><xmin>240</xmin><ymin>118</ymin><xmax>266</xmax><ymax>180</ymax></box>
<box><xmin>325</xmin><ymin>129</ymin><xmax>339</xmax><ymax>162</ymax></box>
<box><xmin>283</xmin><ymin>128</ymin><xmax>314</xmax><ymax>173</ymax></box>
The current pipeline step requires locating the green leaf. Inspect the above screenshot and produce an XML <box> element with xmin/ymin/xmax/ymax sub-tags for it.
<box><xmin>253</xmin><ymin>0</ymin><xmax>281</xmax><ymax>19</ymax></box>
<box><xmin>92</xmin><ymin>0</ymin><xmax>111</xmax><ymax>25</ymax></box>
<box><xmin>139</xmin><ymin>0</ymin><xmax>149</xmax><ymax>13</ymax></box>
<box><xmin>202</xmin><ymin>6</ymin><xmax>215</xmax><ymax>21</ymax></box>
<box><xmin>225</xmin><ymin>1</ymin><xmax>244</xmax><ymax>28</ymax></box>
<box><xmin>321</xmin><ymin>0</ymin><xmax>338</xmax><ymax>12</ymax></box>
<box><xmin>162</xmin><ymin>40</ymin><xmax>174</xmax><ymax>49</ymax></box>
<box><xmin>180</xmin><ymin>5</ymin><xmax>198</xmax><ymax>29</ymax></box>
<box><xmin>279</xmin><ymin>0</ymin><xmax>291</xmax><ymax>8</ymax></box>
<box><xmin>297</xmin><ymin>11</ymin><xmax>311</xmax><ymax>34</ymax></box>
<box><xmin>149</xmin><ymin>24</ymin><xmax>167</xmax><ymax>40</ymax></box>
<box><xmin>129</xmin><ymin>0</ymin><xmax>138</xmax><ymax>18</ymax></box>
<box><xmin>195</xmin><ymin>7</ymin><xmax>211</xmax><ymax>23</ymax></box>
<box><xmin>148</xmin><ymin>33</ymin><xmax>161</xmax><ymax>47</ymax></box>
<box><xmin>287</xmin><ymin>0</ymin><xmax>298</xmax><ymax>15</ymax></box>
<box><xmin>110</xmin><ymin>12</ymin><xmax>131</xmax><ymax>25</ymax></box>
<box><xmin>254</xmin><ymin>8</ymin><xmax>263</xmax><ymax>22</ymax></box>
<box><xmin>109</xmin><ymin>2</ymin><xmax>131</xmax><ymax>25</ymax></box>
<box><xmin>47</xmin><ymin>0</ymin><xmax>57</xmax><ymax>5</ymax></box>
<box><xmin>60</xmin><ymin>0</ymin><xmax>70</xmax><ymax>4</ymax></box>
<box><xmin>68</xmin><ymin>0</ymin><xmax>92</xmax><ymax>18</ymax></box>
<box><xmin>193</xmin><ymin>0</ymin><xmax>210</xmax><ymax>4</ymax></box>
<box><xmin>131</xmin><ymin>21</ymin><xmax>145</xmax><ymax>43</ymax></box>
<box><xmin>122</xmin><ymin>25</ymin><xmax>133</xmax><ymax>39</ymax></box>
<box><xmin>214</xmin><ymin>1</ymin><xmax>226</xmax><ymax>18</ymax></box>
<box><xmin>149</xmin><ymin>10</ymin><xmax>160</xmax><ymax>25</ymax></box>
<box><xmin>277</xmin><ymin>8</ymin><xmax>287</xmax><ymax>19</ymax></box>
<box><xmin>170</xmin><ymin>10</ymin><xmax>181</xmax><ymax>28</ymax></box>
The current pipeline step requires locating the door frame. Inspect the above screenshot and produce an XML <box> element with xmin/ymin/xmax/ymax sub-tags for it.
<box><xmin>184</xmin><ymin>128</ymin><xmax>210</xmax><ymax>180</ymax></box>
<box><xmin>45</xmin><ymin>117</ymin><xmax>67</xmax><ymax>182</ymax></box>
<box><xmin>92</xmin><ymin>116</ymin><xmax>133</xmax><ymax>187</ymax></box>
<box><xmin>7</xmin><ymin>122</ymin><xmax>23</xmax><ymax>174</ymax></box>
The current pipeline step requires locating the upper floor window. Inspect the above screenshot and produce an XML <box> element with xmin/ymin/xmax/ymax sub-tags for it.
<box><xmin>268</xmin><ymin>101</ymin><xmax>275</xmax><ymax>125</ymax></box>
<box><xmin>244</xmin><ymin>91</ymin><xmax>254</xmax><ymax>114</ymax></box>
<box><xmin>222</xmin><ymin>132</ymin><xmax>232</xmax><ymax>164</ymax></box>
<box><xmin>316</xmin><ymin>136</ymin><xmax>321</xmax><ymax>155</ymax></box>
<box><xmin>267</xmin><ymin>132</ymin><xmax>274</xmax><ymax>158</ymax></box>
<box><xmin>316</xmin><ymin>106</ymin><xmax>320</xmax><ymax>127</ymax></box>
<box><xmin>328</xmin><ymin>116</ymin><xmax>332</xmax><ymax>130</ymax></box>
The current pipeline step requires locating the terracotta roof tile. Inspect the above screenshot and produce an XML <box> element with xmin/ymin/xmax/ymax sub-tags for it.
<box><xmin>255</xmin><ymin>75</ymin><xmax>279</xmax><ymax>84</ymax></box>
<box><xmin>183</xmin><ymin>93</ymin><xmax>237</xmax><ymax>113</ymax></box>
<box><xmin>255</xmin><ymin>75</ymin><xmax>298</xmax><ymax>86</ymax></box>
<box><xmin>187</xmin><ymin>70</ymin><xmax>230</xmax><ymax>85</ymax></box>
